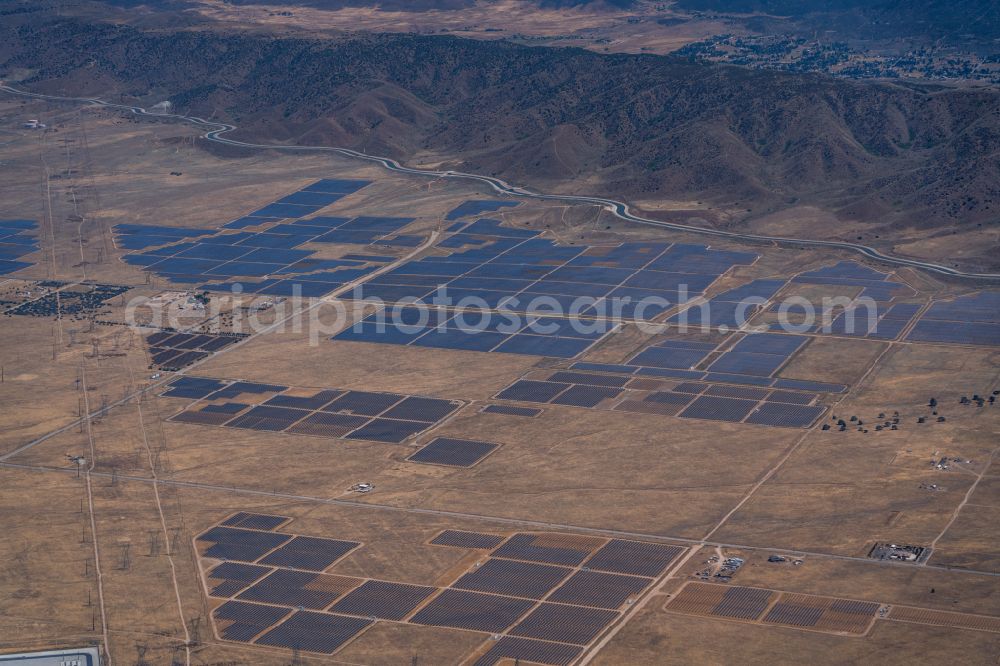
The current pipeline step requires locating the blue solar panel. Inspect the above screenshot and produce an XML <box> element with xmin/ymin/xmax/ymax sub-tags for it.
<box><xmin>799</xmin><ymin>261</ymin><xmax>889</xmax><ymax>281</ymax></box>
<box><xmin>249</xmin><ymin>202</ymin><xmax>323</xmax><ymax>218</ymax></box>
<box><xmin>392</xmin><ymin>260</ymin><xmax>474</xmax><ymax>278</ymax></box>
<box><xmin>521</xmin><ymin>316</ymin><xmax>614</xmax><ymax>339</ymax></box>
<box><xmin>259</xmin><ymin>281</ymin><xmax>340</xmax><ymax>297</ymax></box>
<box><xmin>199</xmin><ymin>233</ymin><xmax>255</xmax><ymax>246</ymax></box>
<box><xmin>223</xmin><ymin>216</ymin><xmax>271</xmax><ymax>229</ymax></box>
<box><xmin>654</xmin><ymin>338</ymin><xmax>718</xmax><ymax>351</ymax></box>
<box><xmin>709</xmin><ymin>351</ymin><xmax>786</xmax><ymax>377</ymax></box>
<box><xmin>298</xmin><ymin>216</ymin><xmax>351</xmax><ymax>227</ymax></box>
<box><xmin>450</xmin><ymin>276</ymin><xmax>535</xmax><ymax>292</ymax></box>
<box><xmin>412</xmin><ymin>328</ymin><xmax>508</xmax><ymax>352</ymax></box>
<box><xmin>702</xmin><ymin>372</ymin><xmax>774</xmax><ymax>386</ymax></box>
<box><xmin>446</xmin><ymin>200</ymin><xmax>522</xmax><ymax>220</ymax></box>
<box><xmin>175</xmin><ymin>244</ymin><xmax>253</xmax><ymax>261</ymax></box>
<box><xmin>521</xmin><ymin>281</ymin><xmax>613</xmax><ymax>298</ymax></box>
<box><xmin>920</xmin><ymin>293</ymin><xmax>1000</xmax><ymax>323</ymax></box>
<box><xmin>276</xmin><ymin>191</ymin><xmax>344</xmax><ymax>207</ymax></box>
<box><xmin>867</xmin><ymin>318</ymin><xmax>908</xmax><ymax>340</ymax></box>
<box><xmin>629</xmin><ymin>347</ymin><xmax>708</xmax><ymax>370</ymax></box>
<box><xmin>0</xmin><ymin>255</ymin><xmax>32</xmax><ymax>271</ymax></box>
<box><xmin>123</xmin><ymin>254</ymin><xmax>162</xmax><ymax>266</ymax></box>
<box><xmin>462</xmin><ymin>218</ymin><xmax>538</xmax><ymax>238</ymax></box>
<box><xmin>277</xmin><ymin>258</ymin><xmax>363</xmax><ymax>274</ymax></box>
<box><xmin>571</xmin><ymin>362</ymin><xmax>638</xmax><ymax>375</ymax></box>
<box><xmin>493</xmin><ymin>334</ymin><xmax>593</xmax><ymax>358</ymax></box>
<box><xmin>730</xmin><ymin>333</ymin><xmax>805</xmax><ymax>355</ymax></box>
<box><xmin>350</xmin><ymin>284</ymin><xmax>436</xmax><ymax>303</ymax></box>
<box><xmin>147</xmin><ymin>257</ymin><xmax>224</xmax><ymax>275</ymax></box>
<box><xmin>341</xmin><ymin>216</ymin><xmax>414</xmax><ymax>233</ymax></box>
<box><xmin>907</xmin><ymin>320</ymin><xmax>1000</xmax><ymax>346</ymax></box>
<box><xmin>235</xmin><ymin>233</ymin><xmax>312</xmax><ymax>249</ymax></box>
<box><xmin>545</xmin><ymin>265</ymin><xmax>635</xmax><ymax>285</ymax></box>
<box><xmin>624</xmin><ymin>271</ymin><xmax>718</xmax><ymax>293</ymax></box>
<box><xmin>712</xmin><ymin>279</ymin><xmax>786</xmax><ymax>303</ymax></box>
<box><xmin>207</xmin><ymin>261</ymin><xmax>287</xmax><ymax>277</ymax></box>
<box><xmin>0</xmin><ymin>219</ymin><xmax>37</xmax><ymax>230</ymax></box>
<box><xmin>238</xmin><ymin>248</ymin><xmax>313</xmax><ymax>264</ymax></box>
<box><xmin>333</xmin><ymin>322</ymin><xmax>431</xmax><ymax>345</ymax></box>
<box><xmin>881</xmin><ymin>303</ymin><xmax>922</xmax><ymax>320</ymax></box>
<box><xmin>771</xmin><ymin>378</ymin><xmax>847</xmax><ymax>393</ymax></box>
<box><xmin>302</xmin><ymin>178</ymin><xmax>371</xmax><ymax>194</ymax></box>
<box><xmin>636</xmin><ymin>367</ymin><xmax>706</xmax><ymax>379</ymax></box>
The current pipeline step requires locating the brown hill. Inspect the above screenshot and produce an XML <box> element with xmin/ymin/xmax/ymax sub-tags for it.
<box><xmin>4</xmin><ymin>19</ymin><xmax>998</xmax><ymax>243</ymax></box>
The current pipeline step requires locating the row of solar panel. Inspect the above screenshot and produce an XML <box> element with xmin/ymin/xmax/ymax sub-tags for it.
<box><xmin>905</xmin><ymin>293</ymin><xmax>1000</xmax><ymax>346</ymax></box>
<box><xmin>568</xmin><ymin>360</ymin><xmax>847</xmax><ymax>394</ymax></box>
<box><xmin>666</xmin><ymin>582</ymin><xmax>880</xmax><ymax>634</ymax></box>
<box><xmin>164</xmin><ymin>376</ymin><xmax>466</xmax><ymax>444</ymax></box>
<box><xmin>0</xmin><ymin>220</ymin><xmax>39</xmax><ymax>275</ymax></box>
<box><xmin>333</xmin><ymin>309</ymin><xmax>618</xmax><ymax>358</ymax></box>
<box><xmin>206</xmin><ymin>534</ymin><xmax>681</xmax><ymax>655</ymax></box>
<box><xmin>791</xmin><ymin>261</ymin><xmax>913</xmax><ymax>303</ymax></box>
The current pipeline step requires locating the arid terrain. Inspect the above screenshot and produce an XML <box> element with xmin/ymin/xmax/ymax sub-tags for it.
<box><xmin>0</xmin><ymin>78</ymin><xmax>997</xmax><ymax>665</ymax></box>
<box><xmin>4</xmin><ymin>4</ymin><xmax>999</xmax><ymax>272</ymax></box>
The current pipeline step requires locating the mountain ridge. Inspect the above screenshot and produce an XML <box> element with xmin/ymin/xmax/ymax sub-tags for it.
<box><xmin>5</xmin><ymin>19</ymin><xmax>998</xmax><ymax>255</ymax></box>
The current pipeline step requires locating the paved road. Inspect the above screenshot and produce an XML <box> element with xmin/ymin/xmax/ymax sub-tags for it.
<box><xmin>4</xmin><ymin>85</ymin><xmax>1000</xmax><ymax>282</ymax></box>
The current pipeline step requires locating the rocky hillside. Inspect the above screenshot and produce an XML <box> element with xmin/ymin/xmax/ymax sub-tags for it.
<box><xmin>5</xmin><ymin>18</ymin><xmax>999</xmax><ymax>233</ymax></box>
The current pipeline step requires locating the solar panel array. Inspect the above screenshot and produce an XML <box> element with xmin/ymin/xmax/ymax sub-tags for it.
<box><xmin>667</xmin><ymin>582</ymin><xmax>883</xmax><ymax>636</ymax></box>
<box><xmin>222</xmin><ymin>512</ymin><xmax>290</xmax><ymax>530</ymax></box>
<box><xmin>446</xmin><ymin>200</ymin><xmax>522</xmax><ymax>220</ymax></box>
<box><xmin>762</xmin><ymin>594</ymin><xmax>879</xmax><ymax>633</ymax></box>
<box><xmin>0</xmin><ymin>219</ymin><xmax>40</xmax><ymax>275</ymax></box>
<box><xmin>331</xmin><ymin>237</ymin><xmax>760</xmax><ymax>357</ymax></box>
<box><xmin>430</xmin><ymin>530</ymin><xmax>506</xmax><ymax>550</ymax></box>
<box><xmin>166</xmin><ymin>376</ymin><xmax>462</xmax><ymax>444</ymax></box>
<box><xmin>480</xmin><ymin>404</ymin><xmax>543</xmax><ymax>417</ymax></box>
<box><xmin>201</xmin><ymin>515</ymin><xmax>685</xmax><ymax>662</ymax></box>
<box><xmin>907</xmin><ymin>293</ymin><xmax>1000</xmax><ymax>346</ymax></box>
<box><xmin>510</xmin><ymin>603</ymin><xmax>619</xmax><ymax>645</ymax></box>
<box><xmin>547</xmin><ymin>570</ymin><xmax>651</xmax><ymax>609</ymax></box>
<box><xmin>197</xmin><ymin>526</ymin><xmax>292</xmax><ymax>562</ymax></box>
<box><xmin>407</xmin><ymin>437</ymin><xmax>500</xmax><ymax>468</ymax></box>
<box><xmin>237</xmin><ymin>569</ymin><xmax>361</xmax><ymax>609</ymax></box>
<box><xmin>410</xmin><ymin>589</ymin><xmax>536</xmax><ymax>633</ymax></box>
<box><xmin>146</xmin><ymin>331</ymin><xmax>245</xmax><ymax>370</ymax></box>
<box><xmin>667</xmin><ymin>279</ymin><xmax>785</xmax><ymax>329</ymax></box>
<box><xmin>493</xmin><ymin>533</ymin><xmax>606</xmax><ymax>566</ymax></box>
<box><xmin>328</xmin><ymin>580</ymin><xmax>437</xmax><ymax>620</ymax></box>
<box><xmin>569</xmin><ymin>332</ymin><xmax>846</xmax><ymax>395</ymax></box>
<box><xmin>212</xmin><ymin>600</ymin><xmax>292</xmax><ymax>643</ymax></box>
<box><xmin>492</xmin><ymin>369</ymin><xmax>825</xmax><ymax>428</ymax></box>
<box><xmin>258</xmin><ymin>536</ymin><xmax>361</xmax><ymax>571</ymax></box>
<box><xmin>206</xmin><ymin>562</ymin><xmax>273</xmax><ymax>598</ymax></box>
<box><xmin>791</xmin><ymin>261</ymin><xmax>911</xmax><ymax>303</ymax></box>
<box><xmin>255</xmin><ymin>610</ymin><xmax>373</xmax><ymax>653</ymax></box>
<box><xmin>453</xmin><ymin>558</ymin><xmax>573</xmax><ymax>599</ymax></box>
<box><xmin>584</xmin><ymin>540</ymin><xmax>684</xmax><ymax>577</ymax></box>
<box><xmin>116</xmin><ymin>178</ymin><xmax>422</xmax><ymax>294</ymax></box>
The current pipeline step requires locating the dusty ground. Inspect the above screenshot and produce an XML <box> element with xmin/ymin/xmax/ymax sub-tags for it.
<box><xmin>0</xmin><ymin>93</ymin><xmax>998</xmax><ymax>665</ymax></box>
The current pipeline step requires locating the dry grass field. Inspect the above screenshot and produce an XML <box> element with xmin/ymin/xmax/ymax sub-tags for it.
<box><xmin>0</xmin><ymin>92</ymin><xmax>997</xmax><ymax>665</ymax></box>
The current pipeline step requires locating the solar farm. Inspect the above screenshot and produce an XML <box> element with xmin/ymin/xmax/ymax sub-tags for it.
<box><xmin>195</xmin><ymin>512</ymin><xmax>685</xmax><ymax>660</ymax></box>
<box><xmin>0</xmin><ymin>97</ymin><xmax>998</xmax><ymax>666</ymax></box>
